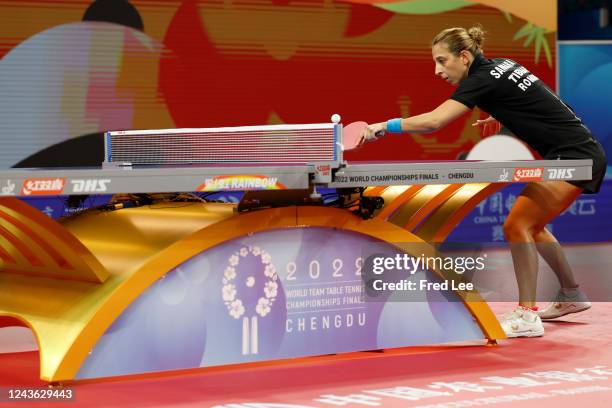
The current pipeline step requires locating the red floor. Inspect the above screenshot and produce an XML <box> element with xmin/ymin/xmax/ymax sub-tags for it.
<box><xmin>1</xmin><ymin>302</ymin><xmax>612</xmax><ymax>407</ymax></box>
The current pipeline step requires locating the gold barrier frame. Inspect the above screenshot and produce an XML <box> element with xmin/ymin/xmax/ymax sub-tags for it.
<box><xmin>0</xmin><ymin>182</ymin><xmax>506</xmax><ymax>382</ymax></box>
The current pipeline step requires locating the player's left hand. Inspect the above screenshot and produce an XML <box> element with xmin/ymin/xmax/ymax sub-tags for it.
<box><xmin>472</xmin><ymin>116</ymin><xmax>496</xmax><ymax>127</ymax></box>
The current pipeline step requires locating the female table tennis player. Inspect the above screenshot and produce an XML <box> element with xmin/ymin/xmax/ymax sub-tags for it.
<box><xmin>361</xmin><ymin>25</ymin><xmax>607</xmax><ymax>338</ymax></box>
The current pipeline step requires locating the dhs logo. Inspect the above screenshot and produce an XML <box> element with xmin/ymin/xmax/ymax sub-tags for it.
<box><xmin>547</xmin><ymin>168</ymin><xmax>575</xmax><ymax>180</ymax></box>
<box><xmin>70</xmin><ymin>179</ymin><xmax>111</xmax><ymax>193</ymax></box>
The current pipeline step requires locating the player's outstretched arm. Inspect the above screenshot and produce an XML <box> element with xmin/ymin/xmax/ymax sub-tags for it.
<box><xmin>362</xmin><ymin>99</ymin><xmax>470</xmax><ymax>140</ymax></box>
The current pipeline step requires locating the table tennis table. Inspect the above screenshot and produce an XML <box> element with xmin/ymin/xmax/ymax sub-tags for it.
<box><xmin>0</xmin><ymin>119</ymin><xmax>593</xmax><ymax>383</ymax></box>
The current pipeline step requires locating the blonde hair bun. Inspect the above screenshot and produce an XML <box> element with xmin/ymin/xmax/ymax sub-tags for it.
<box><xmin>467</xmin><ymin>25</ymin><xmax>486</xmax><ymax>49</ymax></box>
<box><xmin>432</xmin><ymin>25</ymin><xmax>486</xmax><ymax>55</ymax></box>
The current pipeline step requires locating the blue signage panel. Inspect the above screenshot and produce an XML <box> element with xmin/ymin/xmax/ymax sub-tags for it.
<box><xmin>447</xmin><ymin>180</ymin><xmax>612</xmax><ymax>243</ymax></box>
<box><xmin>76</xmin><ymin>228</ymin><xmax>483</xmax><ymax>379</ymax></box>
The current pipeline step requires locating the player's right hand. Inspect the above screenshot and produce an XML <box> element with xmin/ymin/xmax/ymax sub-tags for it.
<box><xmin>362</xmin><ymin>122</ymin><xmax>385</xmax><ymax>142</ymax></box>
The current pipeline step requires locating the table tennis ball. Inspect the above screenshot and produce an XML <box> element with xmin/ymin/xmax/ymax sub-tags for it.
<box><xmin>331</xmin><ymin>114</ymin><xmax>341</xmax><ymax>124</ymax></box>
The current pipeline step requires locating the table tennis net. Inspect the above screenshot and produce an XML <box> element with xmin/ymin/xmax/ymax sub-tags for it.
<box><xmin>105</xmin><ymin>124</ymin><xmax>338</xmax><ymax>165</ymax></box>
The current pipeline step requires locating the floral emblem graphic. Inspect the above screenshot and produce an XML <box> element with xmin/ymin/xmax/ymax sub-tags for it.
<box><xmin>221</xmin><ymin>245</ymin><xmax>278</xmax><ymax>355</ymax></box>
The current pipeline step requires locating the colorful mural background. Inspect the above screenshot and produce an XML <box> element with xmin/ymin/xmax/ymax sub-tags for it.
<box><xmin>0</xmin><ymin>0</ymin><xmax>557</xmax><ymax>168</ymax></box>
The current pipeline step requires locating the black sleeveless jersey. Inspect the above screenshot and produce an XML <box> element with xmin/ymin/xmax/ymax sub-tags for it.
<box><xmin>450</xmin><ymin>53</ymin><xmax>594</xmax><ymax>157</ymax></box>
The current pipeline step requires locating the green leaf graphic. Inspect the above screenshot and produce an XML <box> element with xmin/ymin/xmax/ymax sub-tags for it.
<box><xmin>377</xmin><ymin>0</ymin><xmax>474</xmax><ymax>14</ymax></box>
<box><xmin>512</xmin><ymin>23</ymin><xmax>553</xmax><ymax>67</ymax></box>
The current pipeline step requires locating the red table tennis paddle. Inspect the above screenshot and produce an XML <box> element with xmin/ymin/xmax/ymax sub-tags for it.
<box><xmin>342</xmin><ymin>121</ymin><xmax>385</xmax><ymax>151</ymax></box>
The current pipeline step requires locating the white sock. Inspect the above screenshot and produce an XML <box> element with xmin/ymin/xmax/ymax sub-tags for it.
<box><xmin>561</xmin><ymin>286</ymin><xmax>580</xmax><ymax>297</ymax></box>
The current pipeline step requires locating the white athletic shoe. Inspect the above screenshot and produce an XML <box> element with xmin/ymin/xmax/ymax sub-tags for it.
<box><xmin>537</xmin><ymin>289</ymin><xmax>592</xmax><ymax>320</ymax></box>
<box><xmin>500</xmin><ymin>306</ymin><xmax>545</xmax><ymax>338</ymax></box>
